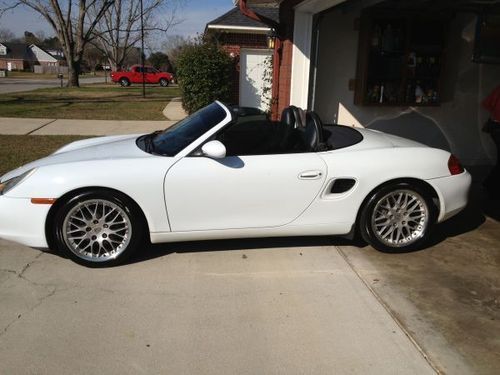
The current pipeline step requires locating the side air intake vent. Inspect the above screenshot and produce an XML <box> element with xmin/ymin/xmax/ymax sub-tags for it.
<box><xmin>330</xmin><ymin>179</ymin><xmax>356</xmax><ymax>194</ymax></box>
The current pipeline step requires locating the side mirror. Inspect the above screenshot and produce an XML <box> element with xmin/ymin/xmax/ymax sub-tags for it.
<box><xmin>202</xmin><ymin>140</ymin><xmax>226</xmax><ymax>159</ymax></box>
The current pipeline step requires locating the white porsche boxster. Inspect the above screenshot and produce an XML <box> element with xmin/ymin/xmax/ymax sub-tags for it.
<box><xmin>0</xmin><ymin>101</ymin><xmax>471</xmax><ymax>266</ymax></box>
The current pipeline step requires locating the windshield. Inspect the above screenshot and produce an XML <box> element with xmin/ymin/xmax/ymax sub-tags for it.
<box><xmin>151</xmin><ymin>102</ymin><xmax>227</xmax><ymax>156</ymax></box>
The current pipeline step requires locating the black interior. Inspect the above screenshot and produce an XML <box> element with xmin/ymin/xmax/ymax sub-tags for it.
<box><xmin>215</xmin><ymin>106</ymin><xmax>363</xmax><ymax>157</ymax></box>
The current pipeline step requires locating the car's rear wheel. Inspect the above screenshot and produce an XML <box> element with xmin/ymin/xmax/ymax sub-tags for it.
<box><xmin>359</xmin><ymin>183</ymin><xmax>436</xmax><ymax>252</ymax></box>
<box><xmin>53</xmin><ymin>190</ymin><xmax>145</xmax><ymax>267</ymax></box>
<box><xmin>159</xmin><ymin>78</ymin><xmax>169</xmax><ymax>87</ymax></box>
<box><xmin>119</xmin><ymin>78</ymin><xmax>130</xmax><ymax>87</ymax></box>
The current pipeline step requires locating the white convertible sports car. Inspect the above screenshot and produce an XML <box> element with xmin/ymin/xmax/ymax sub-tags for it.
<box><xmin>0</xmin><ymin>101</ymin><xmax>471</xmax><ymax>266</ymax></box>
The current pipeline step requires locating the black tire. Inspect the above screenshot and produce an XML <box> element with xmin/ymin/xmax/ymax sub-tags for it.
<box><xmin>119</xmin><ymin>77</ymin><xmax>130</xmax><ymax>87</ymax></box>
<box><xmin>359</xmin><ymin>182</ymin><xmax>437</xmax><ymax>253</ymax></box>
<box><xmin>53</xmin><ymin>189</ymin><xmax>146</xmax><ymax>267</ymax></box>
<box><xmin>159</xmin><ymin>78</ymin><xmax>169</xmax><ymax>87</ymax></box>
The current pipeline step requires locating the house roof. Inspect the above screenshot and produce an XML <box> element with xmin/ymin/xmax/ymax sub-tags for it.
<box><xmin>206</xmin><ymin>6</ymin><xmax>279</xmax><ymax>33</ymax></box>
<box><xmin>0</xmin><ymin>42</ymin><xmax>30</xmax><ymax>60</ymax></box>
<box><xmin>0</xmin><ymin>42</ymin><xmax>60</xmax><ymax>62</ymax></box>
<box><xmin>236</xmin><ymin>0</ymin><xmax>281</xmax><ymax>5</ymax></box>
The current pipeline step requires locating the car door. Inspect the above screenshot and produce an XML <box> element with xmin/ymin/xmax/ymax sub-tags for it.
<box><xmin>164</xmin><ymin>153</ymin><xmax>327</xmax><ymax>232</ymax></box>
<box><xmin>131</xmin><ymin>67</ymin><xmax>142</xmax><ymax>83</ymax></box>
<box><xmin>145</xmin><ymin>67</ymin><xmax>156</xmax><ymax>83</ymax></box>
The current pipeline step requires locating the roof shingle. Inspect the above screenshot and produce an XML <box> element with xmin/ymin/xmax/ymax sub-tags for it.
<box><xmin>207</xmin><ymin>6</ymin><xmax>279</xmax><ymax>29</ymax></box>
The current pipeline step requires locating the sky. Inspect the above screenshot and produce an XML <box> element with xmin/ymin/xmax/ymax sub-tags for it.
<box><xmin>0</xmin><ymin>0</ymin><xmax>234</xmax><ymax>43</ymax></box>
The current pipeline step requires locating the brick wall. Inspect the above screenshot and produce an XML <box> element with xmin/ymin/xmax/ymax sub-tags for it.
<box><xmin>216</xmin><ymin>32</ymin><xmax>269</xmax><ymax>105</ymax></box>
<box><xmin>0</xmin><ymin>59</ymin><xmax>59</xmax><ymax>71</ymax></box>
<box><xmin>0</xmin><ymin>59</ymin><xmax>26</xmax><ymax>71</ymax></box>
<box><xmin>275</xmin><ymin>0</ymin><xmax>303</xmax><ymax>119</ymax></box>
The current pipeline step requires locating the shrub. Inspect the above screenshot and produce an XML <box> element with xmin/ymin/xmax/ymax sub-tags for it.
<box><xmin>176</xmin><ymin>40</ymin><xmax>233</xmax><ymax>114</ymax></box>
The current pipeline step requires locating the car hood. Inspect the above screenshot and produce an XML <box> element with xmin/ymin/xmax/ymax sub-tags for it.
<box><xmin>1</xmin><ymin>134</ymin><xmax>149</xmax><ymax>182</ymax></box>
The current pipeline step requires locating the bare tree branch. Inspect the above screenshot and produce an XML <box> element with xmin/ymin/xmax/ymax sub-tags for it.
<box><xmin>0</xmin><ymin>0</ymin><xmax>115</xmax><ymax>86</ymax></box>
<box><xmin>89</xmin><ymin>0</ymin><xmax>183</xmax><ymax>71</ymax></box>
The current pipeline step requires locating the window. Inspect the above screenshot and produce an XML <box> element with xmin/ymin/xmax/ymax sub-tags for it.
<box><xmin>216</xmin><ymin>108</ymin><xmax>281</xmax><ymax>156</ymax></box>
<box><xmin>474</xmin><ymin>13</ymin><xmax>500</xmax><ymax>64</ymax></box>
<box><xmin>0</xmin><ymin>46</ymin><xmax>6</xmax><ymax>55</ymax></box>
<box><xmin>151</xmin><ymin>102</ymin><xmax>227</xmax><ymax>156</ymax></box>
<box><xmin>355</xmin><ymin>13</ymin><xmax>447</xmax><ymax>106</ymax></box>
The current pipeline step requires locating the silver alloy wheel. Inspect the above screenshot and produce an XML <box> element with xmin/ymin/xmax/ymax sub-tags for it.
<box><xmin>62</xmin><ymin>199</ymin><xmax>132</xmax><ymax>262</ymax></box>
<box><xmin>371</xmin><ymin>189</ymin><xmax>429</xmax><ymax>248</ymax></box>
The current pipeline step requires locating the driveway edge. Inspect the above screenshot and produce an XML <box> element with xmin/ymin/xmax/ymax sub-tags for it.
<box><xmin>335</xmin><ymin>246</ymin><xmax>441</xmax><ymax>374</ymax></box>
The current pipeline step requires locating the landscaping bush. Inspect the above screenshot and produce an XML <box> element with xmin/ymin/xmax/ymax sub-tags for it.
<box><xmin>175</xmin><ymin>40</ymin><xmax>233</xmax><ymax>114</ymax></box>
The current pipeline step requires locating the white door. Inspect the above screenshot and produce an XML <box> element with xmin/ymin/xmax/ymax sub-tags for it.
<box><xmin>239</xmin><ymin>49</ymin><xmax>273</xmax><ymax>110</ymax></box>
<box><xmin>164</xmin><ymin>154</ymin><xmax>327</xmax><ymax>232</ymax></box>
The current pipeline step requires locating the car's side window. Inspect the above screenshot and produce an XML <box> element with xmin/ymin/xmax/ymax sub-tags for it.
<box><xmin>216</xmin><ymin>114</ymin><xmax>280</xmax><ymax>156</ymax></box>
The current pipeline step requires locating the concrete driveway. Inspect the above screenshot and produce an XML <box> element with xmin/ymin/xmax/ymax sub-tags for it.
<box><xmin>0</xmin><ymin>77</ymin><xmax>105</xmax><ymax>94</ymax></box>
<box><xmin>0</xmin><ymin>238</ymin><xmax>435</xmax><ymax>375</ymax></box>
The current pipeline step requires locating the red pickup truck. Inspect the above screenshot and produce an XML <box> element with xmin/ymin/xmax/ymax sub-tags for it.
<box><xmin>111</xmin><ymin>65</ymin><xmax>174</xmax><ymax>87</ymax></box>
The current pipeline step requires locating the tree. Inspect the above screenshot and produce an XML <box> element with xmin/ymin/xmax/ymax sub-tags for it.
<box><xmin>40</xmin><ymin>36</ymin><xmax>62</xmax><ymax>50</ymax></box>
<box><xmin>24</xmin><ymin>31</ymin><xmax>40</xmax><ymax>45</ymax></box>
<box><xmin>89</xmin><ymin>0</ymin><xmax>182</xmax><ymax>72</ymax></box>
<box><xmin>148</xmin><ymin>51</ymin><xmax>171</xmax><ymax>71</ymax></box>
<box><xmin>175</xmin><ymin>39</ymin><xmax>233</xmax><ymax>114</ymax></box>
<box><xmin>0</xmin><ymin>0</ymin><xmax>115</xmax><ymax>86</ymax></box>
<box><xmin>83</xmin><ymin>44</ymin><xmax>105</xmax><ymax>73</ymax></box>
<box><xmin>0</xmin><ymin>28</ymin><xmax>15</xmax><ymax>42</ymax></box>
<box><xmin>161</xmin><ymin>34</ymin><xmax>191</xmax><ymax>72</ymax></box>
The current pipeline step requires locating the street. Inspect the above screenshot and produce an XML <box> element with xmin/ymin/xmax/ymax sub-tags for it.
<box><xmin>0</xmin><ymin>77</ymin><xmax>106</xmax><ymax>94</ymax></box>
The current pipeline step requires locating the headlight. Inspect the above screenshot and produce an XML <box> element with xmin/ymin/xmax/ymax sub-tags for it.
<box><xmin>0</xmin><ymin>169</ymin><xmax>36</xmax><ymax>196</ymax></box>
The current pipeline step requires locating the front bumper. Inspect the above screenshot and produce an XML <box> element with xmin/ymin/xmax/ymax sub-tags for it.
<box><xmin>426</xmin><ymin>170</ymin><xmax>472</xmax><ymax>223</ymax></box>
<box><xmin>0</xmin><ymin>196</ymin><xmax>50</xmax><ymax>248</ymax></box>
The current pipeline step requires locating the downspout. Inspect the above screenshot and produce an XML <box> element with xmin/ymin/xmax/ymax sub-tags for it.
<box><xmin>239</xmin><ymin>0</ymin><xmax>282</xmax><ymax>120</ymax></box>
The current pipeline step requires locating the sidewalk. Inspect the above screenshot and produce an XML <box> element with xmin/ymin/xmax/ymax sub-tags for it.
<box><xmin>0</xmin><ymin>98</ymin><xmax>187</xmax><ymax>136</ymax></box>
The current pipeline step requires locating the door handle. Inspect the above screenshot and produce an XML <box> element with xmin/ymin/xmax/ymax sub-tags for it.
<box><xmin>299</xmin><ymin>170</ymin><xmax>323</xmax><ymax>180</ymax></box>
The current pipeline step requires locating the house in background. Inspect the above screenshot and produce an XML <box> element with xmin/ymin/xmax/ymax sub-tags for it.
<box><xmin>0</xmin><ymin>42</ymin><xmax>61</xmax><ymax>72</ymax></box>
<box><xmin>239</xmin><ymin>0</ymin><xmax>500</xmax><ymax>166</ymax></box>
<box><xmin>206</xmin><ymin>5</ymin><xmax>279</xmax><ymax>110</ymax></box>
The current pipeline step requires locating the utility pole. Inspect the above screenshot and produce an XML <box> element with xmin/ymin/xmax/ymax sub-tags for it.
<box><xmin>140</xmin><ymin>0</ymin><xmax>146</xmax><ymax>98</ymax></box>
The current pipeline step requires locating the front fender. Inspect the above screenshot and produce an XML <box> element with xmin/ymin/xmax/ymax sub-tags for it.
<box><xmin>6</xmin><ymin>159</ymin><xmax>173</xmax><ymax>233</ymax></box>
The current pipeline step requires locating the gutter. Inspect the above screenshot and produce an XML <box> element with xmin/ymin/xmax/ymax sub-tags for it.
<box><xmin>239</xmin><ymin>0</ymin><xmax>282</xmax><ymax>119</ymax></box>
<box><xmin>207</xmin><ymin>25</ymin><xmax>272</xmax><ymax>34</ymax></box>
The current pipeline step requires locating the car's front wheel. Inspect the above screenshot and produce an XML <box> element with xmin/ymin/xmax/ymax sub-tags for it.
<box><xmin>159</xmin><ymin>78</ymin><xmax>169</xmax><ymax>87</ymax></box>
<box><xmin>359</xmin><ymin>183</ymin><xmax>436</xmax><ymax>252</ymax></box>
<box><xmin>53</xmin><ymin>190</ymin><xmax>145</xmax><ymax>267</ymax></box>
<box><xmin>119</xmin><ymin>78</ymin><xmax>130</xmax><ymax>87</ymax></box>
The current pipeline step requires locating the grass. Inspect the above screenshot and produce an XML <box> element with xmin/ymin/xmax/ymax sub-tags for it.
<box><xmin>0</xmin><ymin>135</ymin><xmax>89</xmax><ymax>176</ymax></box>
<box><xmin>0</xmin><ymin>85</ymin><xmax>181</xmax><ymax>120</ymax></box>
<box><xmin>6</xmin><ymin>71</ymin><xmax>107</xmax><ymax>79</ymax></box>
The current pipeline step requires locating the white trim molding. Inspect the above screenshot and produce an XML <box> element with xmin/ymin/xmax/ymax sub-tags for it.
<box><xmin>207</xmin><ymin>25</ymin><xmax>271</xmax><ymax>34</ymax></box>
<box><xmin>290</xmin><ymin>11</ymin><xmax>313</xmax><ymax>108</ymax></box>
<box><xmin>289</xmin><ymin>0</ymin><xmax>347</xmax><ymax>109</ymax></box>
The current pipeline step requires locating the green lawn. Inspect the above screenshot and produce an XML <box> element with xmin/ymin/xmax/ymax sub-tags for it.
<box><xmin>7</xmin><ymin>71</ymin><xmax>106</xmax><ymax>80</ymax></box>
<box><xmin>0</xmin><ymin>85</ymin><xmax>181</xmax><ymax>121</ymax></box>
<box><xmin>0</xmin><ymin>135</ymin><xmax>89</xmax><ymax>176</ymax></box>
